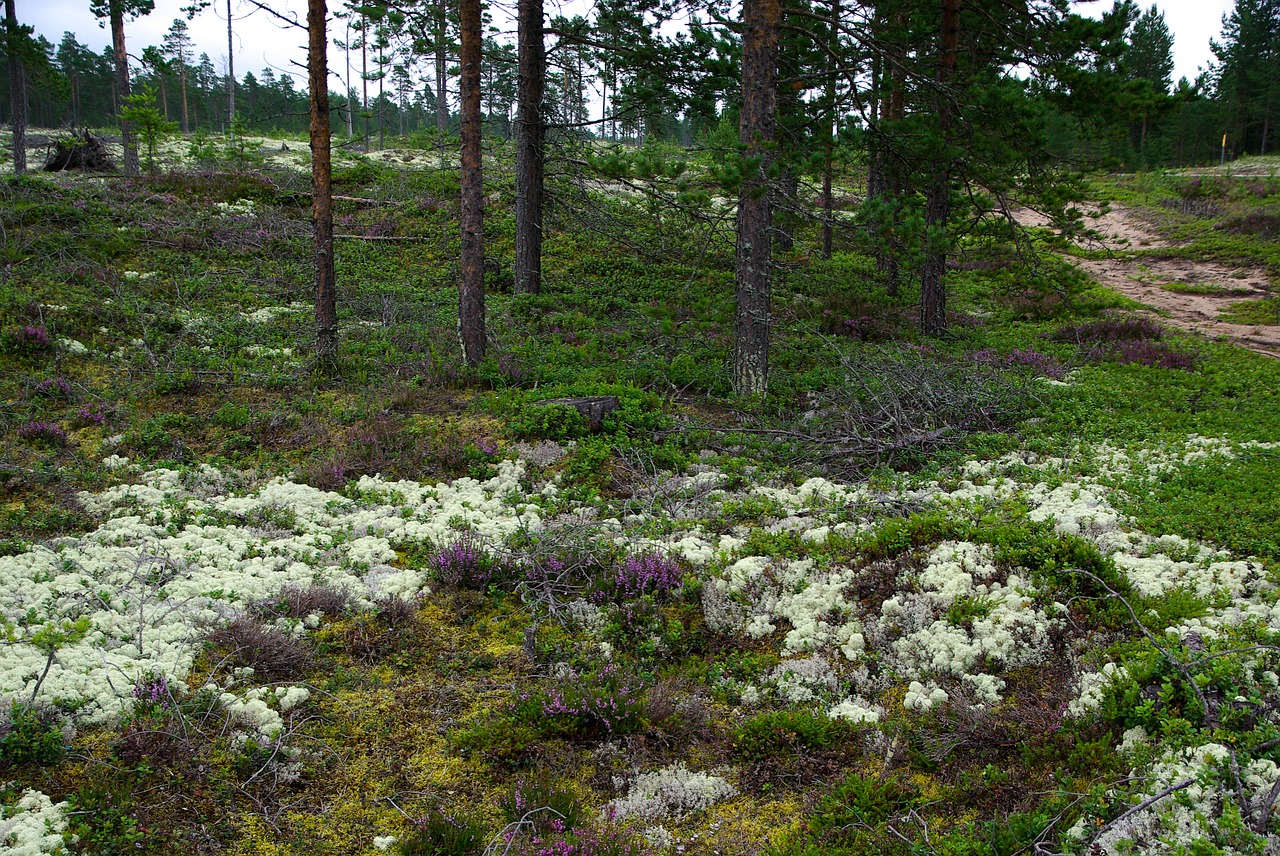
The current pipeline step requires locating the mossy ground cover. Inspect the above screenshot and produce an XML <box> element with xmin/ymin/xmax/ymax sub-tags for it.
<box><xmin>2</xmin><ymin>142</ymin><xmax>1280</xmax><ymax>855</ymax></box>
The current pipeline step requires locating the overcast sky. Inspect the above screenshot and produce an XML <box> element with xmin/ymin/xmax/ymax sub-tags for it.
<box><xmin>19</xmin><ymin>0</ymin><xmax>1240</xmax><ymax>93</ymax></box>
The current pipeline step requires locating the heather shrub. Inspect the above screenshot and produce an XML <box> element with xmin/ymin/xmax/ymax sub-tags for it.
<box><xmin>16</xmin><ymin>420</ymin><xmax>68</xmax><ymax>447</ymax></box>
<box><xmin>1051</xmin><ymin>316</ymin><xmax>1164</xmax><ymax>344</ymax></box>
<box><xmin>430</xmin><ymin>534</ymin><xmax>501</xmax><ymax>589</ymax></box>
<box><xmin>609</xmin><ymin>553</ymin><xmax>684</xmax><ymax>600</ymax></box>
<box><xmin>1214</xmin><ymin>208</ymin><xmax>1280</xmax><ymax>238</ymax></box>
<box><xmin>75</xmin><ymin>403</ymin><xmax>107</xmax><ymax>426</ymax></box>
<box><xmin>205</xmin><ymin>616</ymin><xmax>314</xmax><ymax>681</ymax></box>
<box><xmin>397</xmin><ymin>807</ymin><xmax>484</xmax><ymax>856</ymax></box>
<box><xmin>130</xmin><ymin>672</ymin><xmax>176</xmax><ymax>714</ymax></box>
<box><xmin>115</xmin><ymin>678</ymin><xmax>190</xmax><ymax>769</ymax></box>
<box><xmin>517</xmin><ymin>663</ymin><xmax>649</xmax><ymax>740</ymax></box>
<box><xmin>968</xmin><ymin>348</ymin><xmax>1064</xmax><ymax>379</ymax></box>
<box><xmin>3</xmin><ymin>324</ymin><xmax>52</xmax><ymax>355</ymax></box>
<box><xmin>252</xmin><ymin>584</ymin><xmax>351</xmax><ymax>620</ymax></box>
<box><xmin>522</xmin><ymin>821</ymin><xmax>650</xmax><ymax>856</ymax></box>
<box><xmin>32</xmin><ymin>377</ymin><xmax>73</xmax><ymax>400</ymax></box>
<box><xmin>500</xmin><ymin>777</ymin><xmax>583</xmax><ymax>832</ymax></box>
<box><xmin>1109</xmin><ymin>340</ymin><xmax>1198</xmax><ymax>371</ymax></box>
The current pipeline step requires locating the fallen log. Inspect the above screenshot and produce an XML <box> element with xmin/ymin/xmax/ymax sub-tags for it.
<box><xmin>532</xmin><ymin>396</ymin><xmax>620</xmax><ymax>432</ymax></box>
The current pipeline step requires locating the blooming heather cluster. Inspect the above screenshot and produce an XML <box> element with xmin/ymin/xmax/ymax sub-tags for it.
<box><xmin>968</xmin><ymin>347</ymin><xmax>1064</xmax><ymax>379</ymax></box>
<box><xmin>430</xmin><ymin>536</ymin><xmax>489</xmax><ymax>588</ymax></box>
<box><xmin>528</xmin><ymin>823</ymin><xmax>646</xmax><ymax>856</ymax></box>
<box><xmin>33</xmin><ymin>378</ymin><xmax>72</xmax><ymax>399</ymax></box>
<box><xmin>535</xmin><ymin>664</ymin><xmax>647</xmax><ymax>735</ymax></box>
<box><xmin>75</xmin><ymin>404</ymin><xmax>106</xmax><ymax>426</ymax></box>
<box><xmin>11</xmin><ymin>325</ymin><xmax>52</xmax><ymax>351</ymax></box>
<box><xmin>131</xmin><ymin>673</ymin><xmax>172</xmax><ymax>709</ymax></box>
<box><xmin>612</xmin><ymin>554</ymin><xmax>683</xmax><ymax>599</ymax></box>
<box><xmin>16</xmin><ymin>422</ymin><xmax>67</xmax><ymax>446</ymax></box>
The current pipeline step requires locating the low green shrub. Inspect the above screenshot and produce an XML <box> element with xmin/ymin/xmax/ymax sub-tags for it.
<box><xmin>0</xmin><ymin>701</ymin><xmax>65</xmax><ymax>768</ymax></box>
<box><xmin>732</xmin><ymin>710</ymin><xmax>849</xmax><ymax>761</ymax></box>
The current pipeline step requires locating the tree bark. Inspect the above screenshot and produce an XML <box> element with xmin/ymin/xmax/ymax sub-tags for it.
<box><xmin>820</xmin><ymin>0</ymin><xmax>839</xmax><ymax>259</ymax></box>
<box><xmin>732</xmin><ymin>0</ymin><xmax>781</xmax><ymax>396</ymax></box>
<box><xmin>4</xmin><ymin>0</ymin><xmax>26</xmax><ymax>174</ymax></box>
<box><xmin>458</xmin><ymin>0</ymin><xmax>485</xmax><ymax>367</ymax></box>
<box><xmin>378</xmin><ymin>38</ymin><xmax>385</xmax><ymax>150</ymax></box>
<box><xmin>308</xmin><ymin>0</ymin><xmax>337</xmax><ymax>364</ymax></box>
<box><xmin>920</xmin><ymin>0</ymin><xmax>961</xmax><ymax>336</ymax></box>
<box><xmin>514</xmin><ymin>0</ymin><xmax>545</xmax><ymax>295</ymax></box>
<box><xmin>179</xmin><ymin>63</ymin><xmax>189</xmax><ymax>134</ymax></box>
<box><xmin>435</xmin><ymin>0</ymin><xmax>448</xmax><ymax>133</ymax></box>
<box><xmin>226</xmin><ymin>0</ymin><xmax>234</xmax><ymax>126</ymax></box>
<box><xmin>361</xmin><ymin>16</ymin><xmax>369</xmax><ymax>150</ymax></box>
<box><xmin>110</xmin><ymin>1</ymin><xmax>139</xmax><ymax>177</ymax></box>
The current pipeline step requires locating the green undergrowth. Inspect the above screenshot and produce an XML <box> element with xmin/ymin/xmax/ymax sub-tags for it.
<box><xmin>2</xmin><ymin>157</ymin><xmax>1280</xmax><ymax>855</ymax></box>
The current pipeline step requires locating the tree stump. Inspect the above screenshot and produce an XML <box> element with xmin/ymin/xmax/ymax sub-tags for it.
<box><xmin>532</xmin><ymin>396</ymin><xmax>620</xmax><ymax>432</ymax></box>
<box><xmin>43</xmin><ymin>131</ymin><xmax>115</xmax><ymax>173</ymax></box>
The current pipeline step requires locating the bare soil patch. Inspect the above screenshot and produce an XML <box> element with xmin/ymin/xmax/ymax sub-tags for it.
<box><xmin>1022</xmin><ymin>205</ymin><xmax>1280</xmax><ymax>358</ymax></box>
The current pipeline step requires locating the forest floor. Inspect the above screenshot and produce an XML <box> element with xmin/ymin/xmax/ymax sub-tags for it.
<box><xmin>3</xmin><ymin>148</ymin><xmax>1280</xmax><ymax>856</ymax></box>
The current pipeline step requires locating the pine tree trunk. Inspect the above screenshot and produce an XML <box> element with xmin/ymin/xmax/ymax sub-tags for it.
<box><xmin>4</xmin><ymin>0</ymin><xmax>26</xmax><ymax>174</ymax></box>
<box><xmin>435</xmin><ymin>0</ymin><xmax>448</xmax><ymax>134</ymax></box>
<box><xmin>458</xmin><ymin>0</ymin><xmax>485</xmax><ymax>367</ymax></box>
<box><xmin>226</xmin><ymin>0</ymin><xmax>234</xmax><ymax>125</ymax></box>
<box><xmin>361</xmin><ymin>21</ymin><xmax>369</xmax><ymax>151</ymax></box>
<box><xmin>308</xmin><ymin>0</ymin><xmax>337</xmax><ymax>364</ymax></box>
<box><xmin>867</xmin><ymin>27</ymin><xmax>887</xmax><ymax>274</ymax></box>
<box><xmin>180</xmin><ymin>65</ymin><xmax>189</xmax><ymax>134</ymax></box>
<box><xmin>733</xmin><ymin>0</ymin><xmax>781</xmax><ymax>396</ymax></box>
<box><xmin>514</xmin><ymin>0</ymin><xmax>545</xmax><ymax>295</ymax></box>
<box><xmin>111</xmin><ymin>2</ymin><xmax>138</xmax><ymax>177</ymax></box>
<box><xmin>920</xmin><ymin>0</ymin><xmax>960</xmax><ymax>337</ymax></box>
<box><xmin>820</xmin><ymin>0</ymin><xmax>839</xmax><ymax>260</ymax></box>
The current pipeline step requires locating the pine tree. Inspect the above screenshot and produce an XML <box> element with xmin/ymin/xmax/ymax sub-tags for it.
<box><xmin>91</xmin><ymin>0</ymin><xmax>155</xmax><ymax>177</ymax></box>
<box><xmin>1212</xmin><ymin>0</ymin><xmax>1280</xmax><ymax>155</ymax></box>
<box><xmin>732</xmin><ymin>0</ymin><xmax>781</xmax><ymax>396</ymax></box>
<box><xmin>1124</xmin><ymin>4</ymin><xmax>1174</xmax><ymax>93</ymax></box>
<box><xmin>514</xmin><ymin>0</ymin><xmax>545</xmax><ymax>295</ymax></box>
<box><xmin>308</xmin><ymin>0</ymin><xmax>337</xmax><ymax>364</ymax></box>
<box><xmin>1121</xmin><ymin>4</ymin><xmax>1175</xmax><ymax>158</ymax></box>
<box><xmin>458</xmin><ymin>0</ymin><xmax>485</xmax><ymax>367</ymax></box>
<box><xmin>162</xmin><ymin>19</ymin><xmax>192</xmax><ymax>134</ymax></box>
<box><xmin>4</xmin><ymin>0</ymin><xmax>28</xmax><ymax>173</ymax></box>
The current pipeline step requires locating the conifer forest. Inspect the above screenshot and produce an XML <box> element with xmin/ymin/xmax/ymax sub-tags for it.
<box><xmin>3</xmin><ymin>0</ymin><xmax>1280</xmax><ymax>854</ymax></box>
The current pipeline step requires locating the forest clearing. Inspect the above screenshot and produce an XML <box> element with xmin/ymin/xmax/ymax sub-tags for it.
<box><xmin>3</xmin><ymin>0</ymin><xmax>1280</xmax><ymax>854</ymax></box>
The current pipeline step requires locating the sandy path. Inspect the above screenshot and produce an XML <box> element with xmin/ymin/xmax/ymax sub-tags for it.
<box><xmin>1023</xmin><ymin>206</ymin><xmax>1280</xmax><ymax>359</ymax></box>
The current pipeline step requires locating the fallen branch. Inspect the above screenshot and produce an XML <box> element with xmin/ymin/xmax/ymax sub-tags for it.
<box><xmin>333</xmin><ymin>195</ymin><xmax>392</xmax><ymax>205</ymax></box>
<box><xmin>1091</xmin><ymin>778</ymin><xmax>1196</xmax><ymax>842</ymax></box>
<box><xmin>333</xmin><ymin>234</ymin><xmax>430</xmax><ymax>242</ymax></box>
